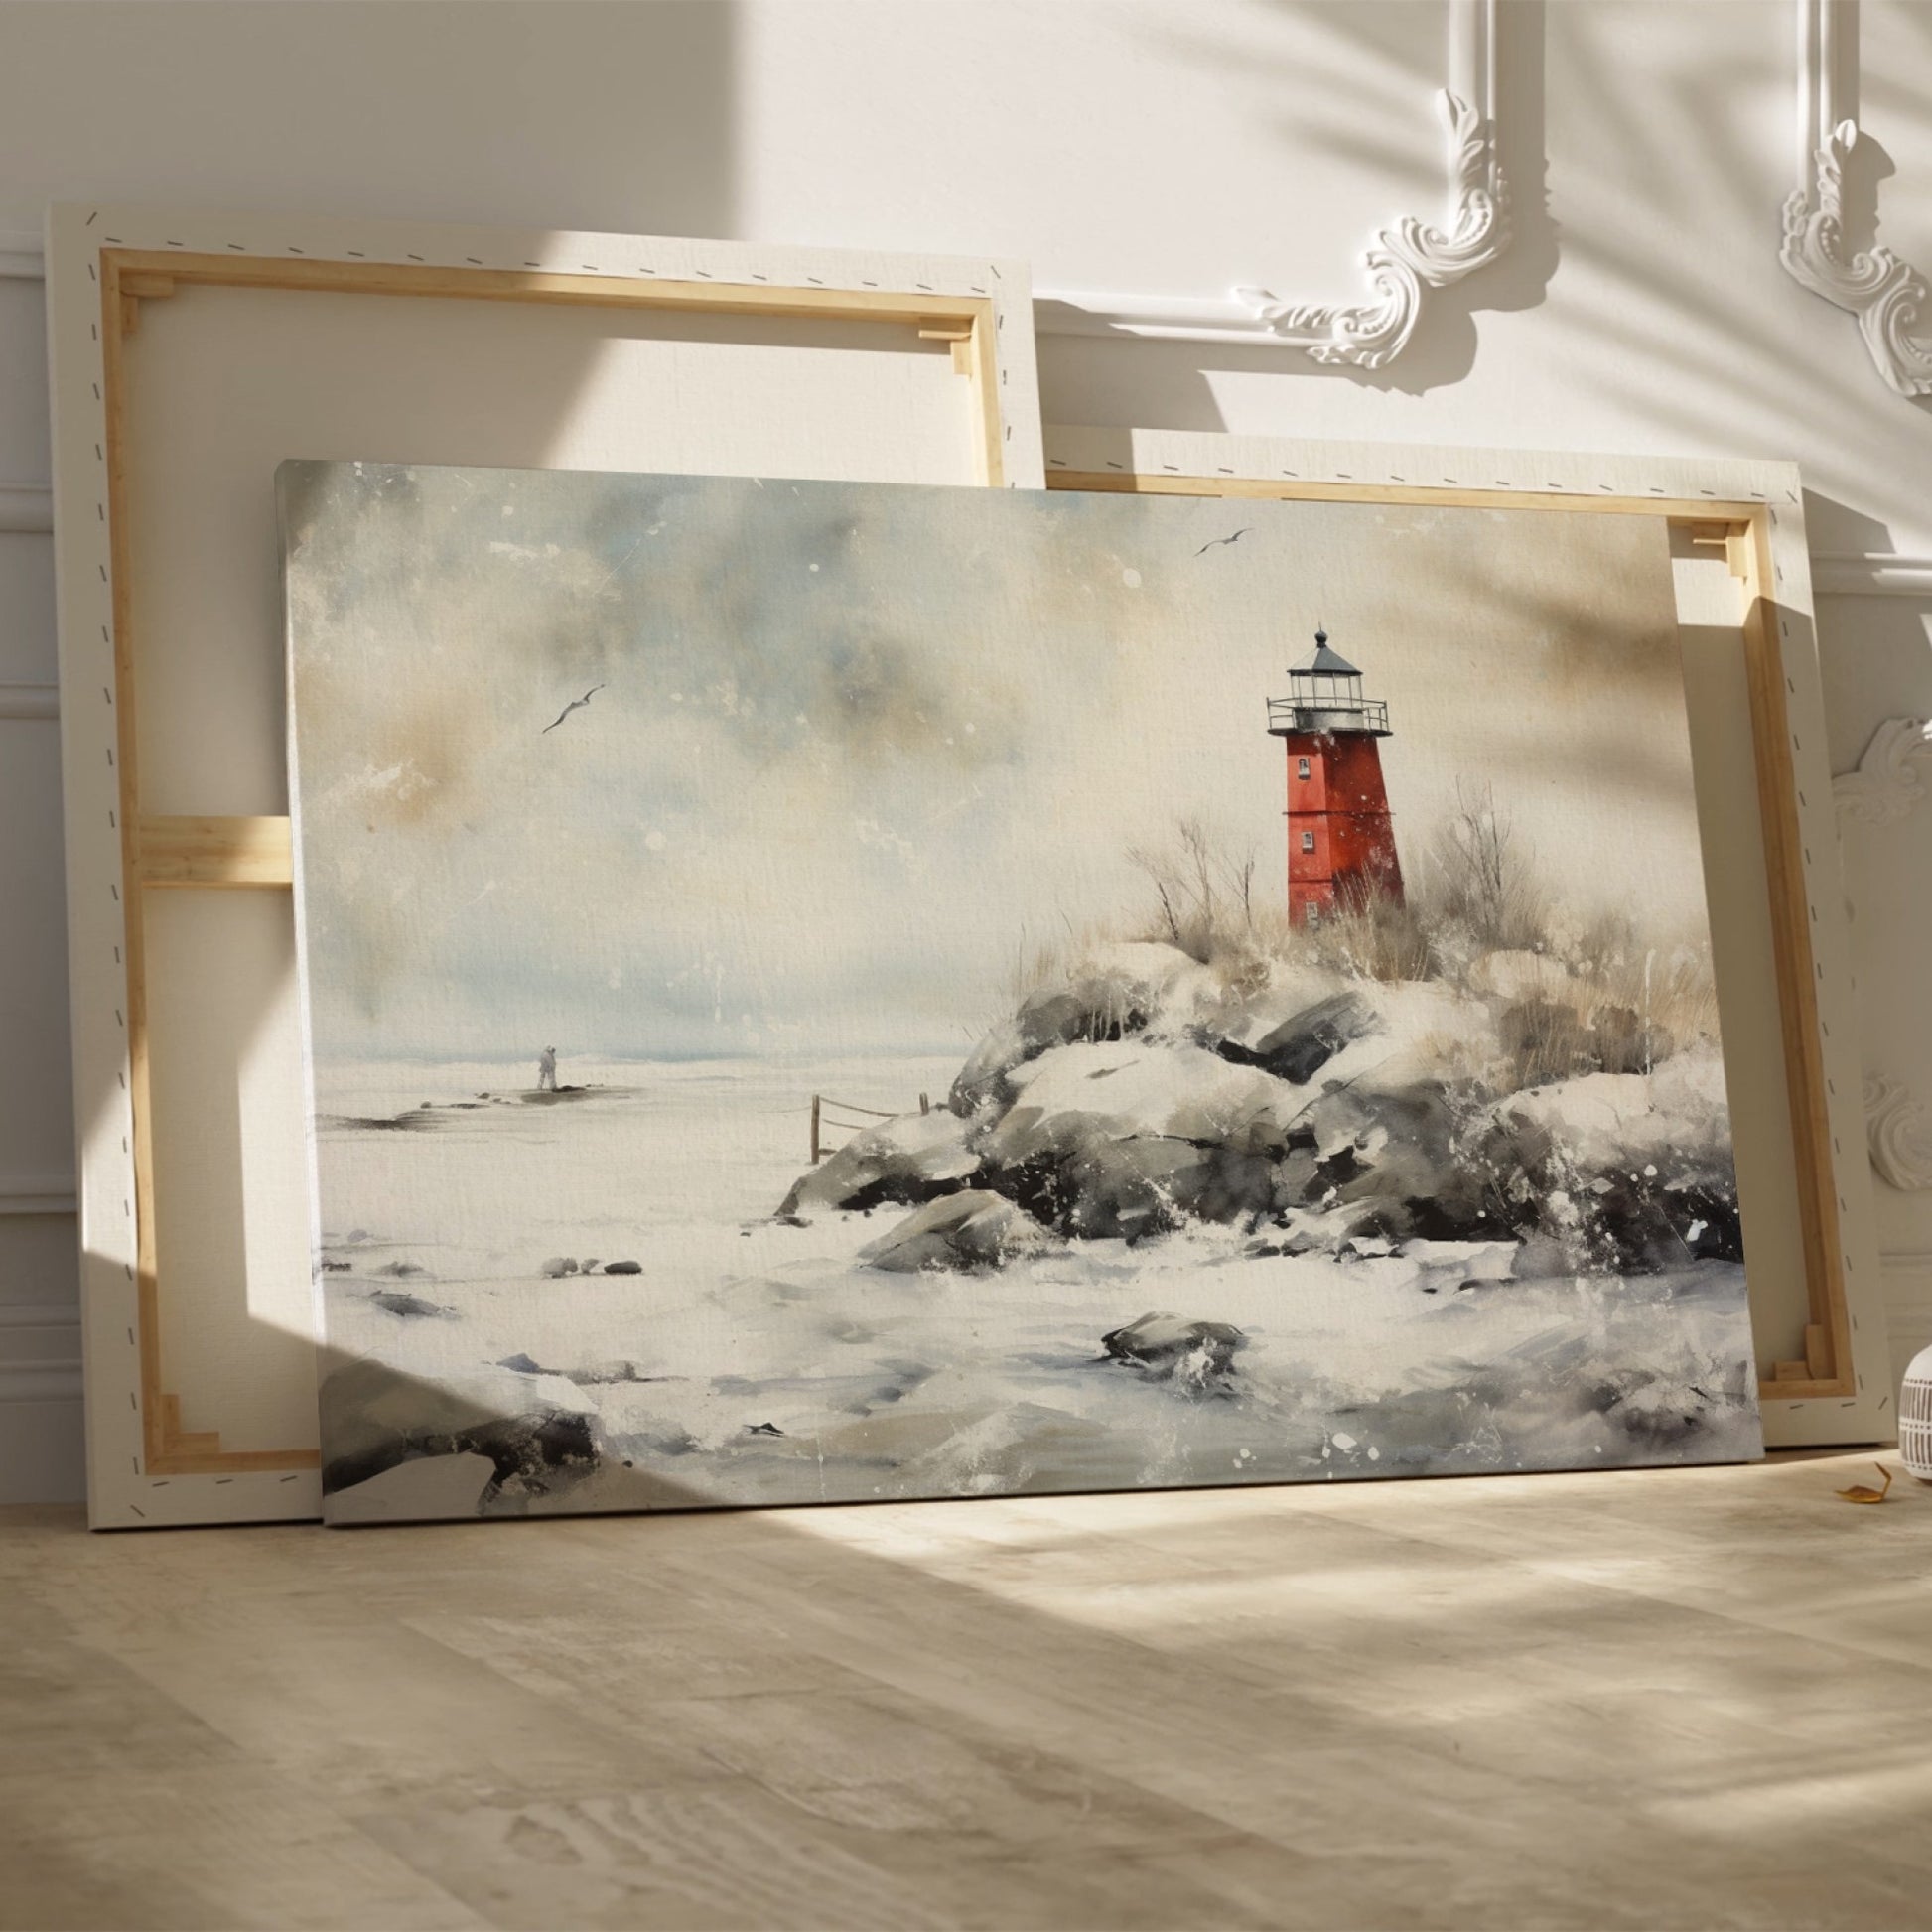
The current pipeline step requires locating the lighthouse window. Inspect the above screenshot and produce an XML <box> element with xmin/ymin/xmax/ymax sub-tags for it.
<box><xmin>1297</xmin><ymin>757</ymin><xmax>1311</xmax><ymax>779</ymax></box>
<box><xmin>1300</xmin><ymin>830</ymin><xmax>1315</xmax><ymax>852</ymax></box>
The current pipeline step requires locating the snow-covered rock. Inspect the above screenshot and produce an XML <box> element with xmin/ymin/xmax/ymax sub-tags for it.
<box><xmin>975</xmin><ymin>1041</ymin><xmax>1299</xmax><ymax>1239</ymax></box>
<box><xmin>1472</xmin><ymin>1047</ymin><xmax>1737</xmax><ymax>1268</ymax></box>
<box><xmin>1301</xmin><ymin>1080</ymin><xmax>1489</xmax><ymax>1238</ymax></box>
<box><xmin>779</xmin><ymin>1105</ymin><xmax>979</xmax><ymax>1218</ymax></box>
<box><xmin>859</xmin><ymin>1189</ymin><xmax>1055</xmax><ymax>1272</ymax></box>
<box><xmin>949</xmin><ymin>941</ymin><xmax>1219</xmax><ymax>1114</ymax></box>
<box><xmin>1223</xmin><ymin>989</ymin><xmax>1379</xmax><ymax>1084</ymax></box>
<box><xmin>1101</xmin><ymin>1311</ymin><xmax>1247</xmax><ymax>1387</ymax></box>
<box><xmin>1492</xmin><ymin>1050</ymin><xmax>1729</xmax><ymax>1173</ymax></box>
<box><xmin>994</xmin><ymin>1040</ymin><xmax>1297</xmax><ymax>1155</ymax></box>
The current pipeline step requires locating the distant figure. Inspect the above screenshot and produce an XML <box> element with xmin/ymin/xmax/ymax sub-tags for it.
<box><xmin>537</xmin><ymin>1046</ymin><xmax>558</xmax><ymax>1092</ymax></box>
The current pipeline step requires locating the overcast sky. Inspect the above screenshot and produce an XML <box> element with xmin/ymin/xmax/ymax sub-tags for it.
<box><xmin>283</xmin><ymin>461</ymin><xmax>1700</xmax><ymax>1063</ymax></box>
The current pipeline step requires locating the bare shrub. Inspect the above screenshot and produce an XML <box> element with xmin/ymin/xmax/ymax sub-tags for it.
<box><xmin>1499</xmin><ymin>997</ymin><xmax>1595</xmax><ymax>1088</ymax></box>
<box><xmin>1429</xmin><ymin>781</ymin><xmax>1548</xmax><ymax>953</ymax></box>
<box><xmin>1128</xmin><ymin>816</ymin><xmax>1261</xmax><ymax>966</ymax></box>
<box><xmin>1305</xmin><ymin>890</ymin><xmax>1436</xmax><ymax>983</ymax></box>
<box><xmin>1586</xmin><ymin>942</ymin><xmax>1719</xmax><ymax>1061</ymax></box>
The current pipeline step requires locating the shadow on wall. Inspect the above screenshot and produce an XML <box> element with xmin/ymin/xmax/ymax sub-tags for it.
<box><xmin>0</xmin><ymin>2</ymin><xmax>739</xmax><ymax>240</ymax></box>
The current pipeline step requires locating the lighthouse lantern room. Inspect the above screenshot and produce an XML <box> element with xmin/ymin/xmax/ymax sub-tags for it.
<box><xmin>1266</xmin><ymin>628</ymin><xmax>1404</xmax><ymax>927</ymax></box>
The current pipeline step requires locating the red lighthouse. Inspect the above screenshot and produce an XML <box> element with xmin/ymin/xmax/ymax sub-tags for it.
<box><xmin>1266</xmin><ymin>628</ymin><xmax>1403</xmax><ymax>927</ymax></box>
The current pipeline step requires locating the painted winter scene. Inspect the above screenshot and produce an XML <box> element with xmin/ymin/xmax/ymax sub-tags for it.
<box><xmin>281</xmin><ymin>460</ymin><xmax>1762</xmax><ymax>1525</ymax></box>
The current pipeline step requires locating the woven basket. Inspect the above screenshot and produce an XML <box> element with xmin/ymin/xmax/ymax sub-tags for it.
<box><xmin>1902</xmin><ymin>1344</ymin><xmax>1932</xmax><ymax>1480</ymax></box>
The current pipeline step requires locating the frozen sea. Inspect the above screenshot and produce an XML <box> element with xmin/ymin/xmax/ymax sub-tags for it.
<box><xmin>313</xmin><ymin>1054</ymin><xmax>1763</xmax><ymax>1522</ymax></box>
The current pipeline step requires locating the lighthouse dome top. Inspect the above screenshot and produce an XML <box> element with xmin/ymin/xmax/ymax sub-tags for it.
<box><xmin>1292</xmin><ymin>626</ymin><xmax>1362</xmax><ymax>677</ymax></box>
<box><xmin>1267</xmin><ymin>625</ymin><xmax>1391</xmax><ymax>738</ymax></box>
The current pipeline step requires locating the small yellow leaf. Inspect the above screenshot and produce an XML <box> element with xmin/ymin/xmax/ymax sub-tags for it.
<box><xmin>1835</xmin><ymin>1463</ymin><xmax>1894</xmax><ymax>1505</ymax></box>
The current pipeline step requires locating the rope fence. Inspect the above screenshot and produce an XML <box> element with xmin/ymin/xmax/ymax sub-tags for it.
<box><xmin>809</xmin><ymin>1089</ymin><xmax>931</xmax><ymax>1163</ymax></box>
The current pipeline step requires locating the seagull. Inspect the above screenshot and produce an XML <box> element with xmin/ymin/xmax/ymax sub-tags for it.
<box><xmin>541</xmin><ymin>684</ymin><xmax>606</xmax><ymax>734</ymax></box>
<box><xmin>1195</xmin><ymin>528</ymin><xmax>1252</xmax><ymax>555</ymax></box>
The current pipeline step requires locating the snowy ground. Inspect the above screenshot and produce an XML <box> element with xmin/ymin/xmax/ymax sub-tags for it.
<box><xmin>314</xmin><ymin>1054</ymin><xmax>1762</xmax><ymax>1522</ymax></box>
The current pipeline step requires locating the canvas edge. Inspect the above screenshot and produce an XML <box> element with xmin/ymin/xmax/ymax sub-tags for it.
<box><xmin>1040</xmin><ymin>424</ymin><xmax>1891</xmax><ymax>1452</ymax></box>
<box><xmin>47</xmin><ymin>198</ymin><xmax>1046</xmax><ymax>1529</ymax></box>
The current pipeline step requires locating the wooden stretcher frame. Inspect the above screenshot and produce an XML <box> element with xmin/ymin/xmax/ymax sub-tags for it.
<box><xmin>1043</xmin><ymin>424</ymin><xmax>1891</xmax><ymax>1449</ymax></box>
<box><xmin>46</xmin><ymin>202</ymin><xmax>1043</xmax><ymax>1526</ymax></box>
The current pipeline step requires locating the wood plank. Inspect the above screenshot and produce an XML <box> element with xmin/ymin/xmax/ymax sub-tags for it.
<box><xmin>149</xmin><ymin>1446</ymin><xmax>321</xmax><ymax>1476</ymax></box>
<box><xmin>103</xmin><ymin>248</ymin><xmax>993</xmax><ymax>333</ymax></box>
<box><xmin>136</xmin><ymin>815</ymin><xmax>294</xmax><ymax>888</ymax></box>
<box><xmin>100</xmin><ymin>251</ymin><xmax>167</xmax><ymax>1472</ymax></box>
<box><xmin>964</xmin><ymin>311</ymin><xmax>1005</xmax><ymax>489</ymax></box>
<box><xmin>1805</xmin><ymin>1321</ymin><xmax>1832</xmax><ymax>1380</ymax></box>
<box><xmin>1740</xmin><ymin>512</ymin><xmax>1854</xmax><ymax>1397</ymax></box>
<box><xmin>1048</xmin><ymin>469</ymin><xmax>1764</xmax><ymax>524</ymax></box>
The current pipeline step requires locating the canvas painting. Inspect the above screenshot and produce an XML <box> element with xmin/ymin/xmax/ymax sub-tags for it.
<box><xmin>282</xmin><ymin>461</ymin><xmax>1763</xmax><ymax>1524</ymax></box>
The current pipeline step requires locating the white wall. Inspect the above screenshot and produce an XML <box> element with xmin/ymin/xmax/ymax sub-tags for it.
<box><xmin>3</xmin><ymin>0</ymin><xmax>1929</xmax><ymax>1502</ymax></box>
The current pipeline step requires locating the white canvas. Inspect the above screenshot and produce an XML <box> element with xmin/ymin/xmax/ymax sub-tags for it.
<box><xmin>284</xmin><ymin>460</ymin><xmax>1762</xmax><ymax>1523</ymax></box>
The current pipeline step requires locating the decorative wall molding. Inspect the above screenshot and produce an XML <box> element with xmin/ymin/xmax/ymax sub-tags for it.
<box><xmin>1035</xmin><ymin>0</ymin><xmax>1509</xmax><ymax>365</ymax></box>
<box><xmin>0</xmin><ymin>1174</ymin><xmax>78</xmax><ymax>1216</ymax></box>
<box><xmin>0</xmin><ymin>683</ymin><xmax>57</xmax><ymax>722</ymax></box>
<box><xmin>1781</xmin><ymin>0</ymin><xmax>1932</xmax><ymax>399</ymax></box>
<box><xmin>1834</xmin><ymin>717</ymin><xmax>1932</xmax><ymax>824</ymax></box>
<box><xmin>1838</xmin><ymin>723</ymin><xmax>1932</xmax><ymax>1195</ymax></box>
<box><xmin>1864</xmin><ymin>1074</ymin><xmax>1932</xmax><ymax>1192</ymax></box>
<box><xmin>0</xmin><ymin>1303</ymin><xmax>82</xmax><ymax>1408</ymax></box>
<box><xmin>0</xmin><ymin>230</ymin><xmax>42</xmax><ymax>281</ymax></box>
<box><xmin>0</xmin><ymin>482</ymin><xmax>54</xmax><ymax>532</ymax></box>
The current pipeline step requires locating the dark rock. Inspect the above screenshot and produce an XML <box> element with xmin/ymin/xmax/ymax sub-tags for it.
<box><xmin>859</xmin><ymin>1189</ymin><xmax>1054</xmax><ymax>1273</ymax></box>
<box><xmin>1302</xmin><ymin>1083</ymin><xmax>1489</xmax><ymax>1239</ymax></box>
<box><xmin>370</xmin><ymin>1290</ymin><xmax>452</xmax><ymax>1318</ymax></box>
<box><xmin>1470</xmin><ymin>1077</ymin><xmax>1741</xmax><ymax>1274</ymax></box>
<box><xmin>988</xmin><ymin>1131</ymin><xmax>1281</xmax><ymax>1243</ymax></box>
<box><xmin>1234</xmin><ymin>991</ymin><xmax>1379</xmax><ymax>1084</ymax></box>
<box><xmin>321</xmin><ymin>1359</ymin><xmax>601</xmax><ymax>1503</ymax></box>
<box><xmin>973</xmin><ymin>1043</ymin><xmax>1299</xmax><ymax>1239</ymax></box>
<box><xmin>497</xmin><ymin>1352</ymin><xmax>545</xmax><ymax>1373</ymax></box>
<box><xmin>373</xmin><ymin>1259</ymin><xmax>429</xmax><ymax>1278</ymax></box>
<box><xmin>745</xmin><ymin>1421</ymin><xmax>785</xmax><ymax>1437</ymax></box>
<box><xmin>1101</xmin><ymin>1311</ymin><xmax>1247</xmax><ymax>1387</ymax></box>
<box><xmin>603</xmin><ymin>1260</ymin><xmax>642</xmax><ymax>1275</ymax></box>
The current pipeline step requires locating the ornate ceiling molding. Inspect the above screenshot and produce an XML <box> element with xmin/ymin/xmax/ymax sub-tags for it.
<box><xmin>1035</xmin><ymin>0</ymin><xmax>1509</xmax><ymax>365</ymax></box>
<box><xmin>1864</xmin><ymin>1075</ymin><xmax>1932</xmax><ymax>1191</ymax></box>
<box><xmin>1781</xmin><ymin>0</ymin><xmax>1932</xmax><ymax>399</ymax></box>
<box><xmin>1834</xmin><ymin>717</ymin><xmax>1932</xmax><ymax>824</ymax></box>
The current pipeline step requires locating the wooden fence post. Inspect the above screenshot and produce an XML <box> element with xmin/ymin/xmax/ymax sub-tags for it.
<box><xmin>810</xmin><ymin>1093</ymin><xmax>821</xmax><ymax>1165</ymax></box>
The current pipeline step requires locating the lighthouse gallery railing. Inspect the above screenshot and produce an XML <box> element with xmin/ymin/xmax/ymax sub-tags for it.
<box><xmin>1267</xmin><ymin>695</ymin><xmax>1390</xmax><ymax>734</ymax></box>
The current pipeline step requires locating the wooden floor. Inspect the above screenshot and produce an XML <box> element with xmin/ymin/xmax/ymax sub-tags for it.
<box><xmin>4</xmin><ymin>1451</ymin><xmax>1931</xmax><ymax>1931</ymax></box>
